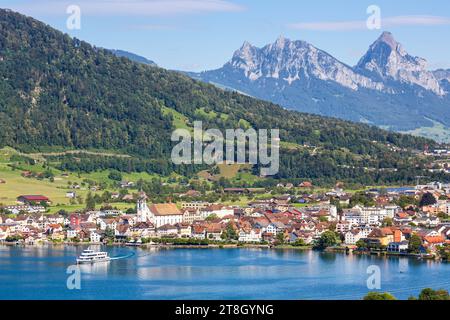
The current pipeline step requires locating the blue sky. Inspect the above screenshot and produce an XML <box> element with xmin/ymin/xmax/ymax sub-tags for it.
<box><xmin>2</xmin><ymin>0</ymin><xmax>450</xmax><ymax>71</ymax></box>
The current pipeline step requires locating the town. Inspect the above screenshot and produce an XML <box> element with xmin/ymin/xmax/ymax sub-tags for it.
<box><xmin>1</xmin><ymin>180</ymin><xmax>450</xmax><ymax>261</ymax></box>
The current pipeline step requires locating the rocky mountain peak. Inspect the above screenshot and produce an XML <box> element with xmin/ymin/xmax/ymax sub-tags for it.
<box><xmin>357</xmin><ymin>32</ymin><xmax>444</xmax><ymax>95</ymax></box>
<box><xmin>227</xmin><ymin>36</ymin><xmax>383</xmax><ymax>90</ymax></box>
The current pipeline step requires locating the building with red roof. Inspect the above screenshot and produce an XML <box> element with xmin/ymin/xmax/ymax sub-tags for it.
<box><xmin>17</xmin><ymin>195</ymin><xmax>50</xmax><ymax>205</ymax></box>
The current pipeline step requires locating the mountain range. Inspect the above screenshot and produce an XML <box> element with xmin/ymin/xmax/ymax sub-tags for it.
<box><xmin>0</xmin><ymin>8</ymin><xmax>447</xmax><ymax>185</ymax></box>
<box><xmin>189</xmin><ymin>32</ymin><xmax>450</xmax><ymax>142</ymax></box>
<box><xmin>109</xmin><ymin>49</ymin><xmax>157</xmax><ymax>66</ymax></box>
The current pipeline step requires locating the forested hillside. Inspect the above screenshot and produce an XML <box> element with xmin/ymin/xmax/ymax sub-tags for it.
<box><xmin>0</xmin><ymin>9</ymin><xmax>447</xmax><ymax>185</ymax></box>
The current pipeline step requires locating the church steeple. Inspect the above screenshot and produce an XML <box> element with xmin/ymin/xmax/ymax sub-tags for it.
<box><xmin>137</xmin><ymin>191</ymin><xmax>150</xmax><ymax>222</ymax></box>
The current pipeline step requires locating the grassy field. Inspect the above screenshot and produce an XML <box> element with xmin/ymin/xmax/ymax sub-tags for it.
<box><xmin>0</xmin><ymin>163</ymin><xmax>80</xmax><ymax>205</ymax></box>
<box><xmin>403</xmin><ymin>119</ymin><xmax>450</xmax><ymax>143</ymax></box>
<box><xmin>162</xmin><ymin>106</ymin><xmax>191</xmax><ymax>131</ymax></box>
<box><xmin>0</xmin><ymin>162</ymin><xmax>138</xmax><ymax>212</ymax></box>
<box><xmin>0</xmin><ymin>147</ymin><xmax>143</xmax><ymax>211</ymax></box>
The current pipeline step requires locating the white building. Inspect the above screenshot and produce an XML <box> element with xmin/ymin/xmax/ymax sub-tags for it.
<box><xmin>344</xmin><ymin>227</ymin><xmax>372</xmax><ymax>245</ymax></box>
<box><xmin>148</xmin><ymin>204</ymin><xmax>183</xmax><ymax>228</ymax></box>
<box><xmin>137</xmin><ymin>193</ymin><xmax>183</xmax><ymax>227</ymax></box>
<box><xmin>90</xmin><ymin>231</ymin><xmax>102</xmax><ymax>243</ymax></box>
<box><xmin>238</xmin><ymin>229</ymin><xmax>262</xmax><ymax>243</ymax></box>
<box><xmin>200</xmin><ymin>205</ymin><xmax>234</xmax><ymax>219</ymax></box>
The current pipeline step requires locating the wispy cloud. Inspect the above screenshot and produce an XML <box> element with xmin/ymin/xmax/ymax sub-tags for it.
<box><xmin>288</xmin><ymin>15</ymin><xmax>450</xmax><ymax>31</ymax></box>
<box><xmin>8</xmin><ymin>0</ymin><xmax>245</xmax><ymax>17</ymax></box>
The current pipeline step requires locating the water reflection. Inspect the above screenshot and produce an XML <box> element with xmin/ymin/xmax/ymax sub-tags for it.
<box><xmin>1</xmin><ymin>245</ymin><xmax>449</xmax><ymax>300</ymax></box>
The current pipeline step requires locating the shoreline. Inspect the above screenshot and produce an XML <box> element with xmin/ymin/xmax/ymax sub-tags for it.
<box><xmin>0</xmin><ymin>241</ymin><xmax>312</xmax><ymax>251</ymax></box>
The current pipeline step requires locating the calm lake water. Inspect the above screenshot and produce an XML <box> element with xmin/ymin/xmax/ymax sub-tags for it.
<box><xmin>0</xmin><ymin>245</ymin><xmax>449</xmax><ymax>300</ymax></box>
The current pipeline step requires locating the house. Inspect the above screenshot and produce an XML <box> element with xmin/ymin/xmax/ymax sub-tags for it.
<box><xmin>115</xmin><ymin>225</ymin><xmax>131</xmax><ymax>239</ymax></box>
<box><xmin>393</xmin><ymin>212</ymin><xmax>413</xmax><ymax>225</ymax></box>
<box><xmin>51</xmin><ymin>231</ymin><xmax>65</xmax><ymax>241</ymax></box>
<box><xmin>176</xmin><ymin>223</ymin><xmax>192</xmax><ymax>238</ymax></box>
<box><xmin>66</xmin><ymin>191</ymin><xmax>76</xmax><ymax>199</ymax></box>
<box><xmin>423</xmin><ymin>235</ymin><xmax>445</xmax><ymax>248</ymax></box>
<box><xmin>205</xmin><ymin>223</ymin><xmax>223</xmax><ymax>240</ymax></box>
<box><xmin>157</xmin><ymin>224</ymin><xmax>178</xmax><ymax>237</ymax></box>
<box><xmin>130</xmin><ymin>222</ymin><xmax>155</xmax><ymax>238</ymax></box>
<box><xmin>66</xmin><ymin>228</ymin><xmax>79</xmax><ymax>240</ymax></box>
<box><xmin>201</xmin><ymin>205</ymin><xmax>234</xmax><ymax>219</ymax></box>
<box><xmin>181</xmin><ymin>201</ymin><xmax>212</xmax><ymax>210</ymax></box>
<box><xmin>17</xmin><ymin>195</ymin><xmax>50</xmax><ymax>205</ymax></box>
<box><xmin>238</xmin><ymin>228</ymin><xmax>262</xmax><ymax>243</ymax></box>
<box><xmin>90</xmin><ymin>231</ymin><xmax>102</xmax><ymax>243</ymax></box>
<box><xmin>336</xmin><ymin>221</ymin><xmax>353</xmax><ymax>233</ymax></box>
<box><xmin>414</xmin><ymin>215</ymin><xmax>440</xmax><ymax>228</ymax></box>
<box><xmin>47</xmin><ymin>224</ymin><xmax>63</xmax><ymax>233</ymax></box>
<box><xmin>366</xmin><ymin>228</ymin><xmax>394</xmax><ymax>246</ymax></box>
<box><xmin>191</xmin><ymin>224</ymin><xmax>207</xmax><ymax>239</ymax></box>
<box><xmin>387</xmin><ymin>241</ymin><xmax>409</xmax><ymax>253</ymax></box>
<box><xmin>98</xmin><ymin>218</ymin><xmax>118</xmax><ymax>231</ymax></box>
<box><xmin>289</xmin><ymin>230</ymin><xmax>314</xmax><ymax>244</ymax></box>
<box><xmin>298</xmin><ymin>181</ymin><xmax>313</xmax><ymax>188</ymax></box>
<box><xmin>345</xmin><ymin>229</ymin><xmax>364</xmax><ymax>245</ymax></box>
<box><xmin>110</xmin><ymin>192</ymin><xmax>120</xmax><ymax>200</ymax></box>
<box><xmin>182</xmin><ymin>208</ymin><xmax>203</xmax><ymax>224</ymax></box>
<box><xmin>438</xmin><ymin>226</ymin><xmax>450</xmax><ymax>240</ymax></box>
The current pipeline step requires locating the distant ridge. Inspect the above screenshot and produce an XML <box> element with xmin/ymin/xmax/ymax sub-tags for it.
<box><xmin>109</xmin><ymin>49</ymin><xmax>156</xmax><ymax>66</ymax></box>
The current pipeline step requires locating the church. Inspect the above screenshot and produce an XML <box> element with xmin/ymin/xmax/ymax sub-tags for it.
<box><xmin>137</xmin><ymin>192</ymin><xmax>183</xmax><ymax>228</ymax></box>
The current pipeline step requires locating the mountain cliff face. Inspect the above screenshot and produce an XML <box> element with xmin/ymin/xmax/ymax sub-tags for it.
<box><xmin>228</xmin><ymin>36</ymin><xmax>384</xmax><ymax>91</ymax></box>
<box><xmin>191</xmin><ymin>32</ymin><xmax>450</xmax><ymax>140</ymax></box>
<box><xmin>356</xmin><ymin>32</ymin><xmax>443</xmax><ymax>95</ymax></box>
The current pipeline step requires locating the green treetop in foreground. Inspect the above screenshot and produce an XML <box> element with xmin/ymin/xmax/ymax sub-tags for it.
<box><xmin>363</xmin><ymin>288</ymin><xmax>450</xmax><ymax>300</ymax></box>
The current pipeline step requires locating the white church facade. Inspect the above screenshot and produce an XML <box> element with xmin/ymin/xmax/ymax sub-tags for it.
<box><xmin>137</xmin><ymin>193</ymin><xmax>183</xmax><ymax>228</ymax></box>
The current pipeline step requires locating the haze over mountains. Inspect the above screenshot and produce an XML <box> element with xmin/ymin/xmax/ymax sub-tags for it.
<box><xmin>189</xmin><ymin>32</ymin><xmax>450</xmax><ymax>142</ymax></box>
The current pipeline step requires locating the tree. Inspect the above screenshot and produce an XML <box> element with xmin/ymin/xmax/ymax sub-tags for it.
<box><xmin>205</xmin><ymin>214</ymin><xmax>219</xmax><ymax>221</ymax></box>
<box><xmin>419</xmin><ymin>192</ymin><xmax>437</xmax><ymax>207</ymax></box>
<box><xmin>108</xmin><ymin>170</ymin><xmax>122</xmax><ymax>181</ymax></box>
<box><xmin>396</xmin><ymin>195</ymin><xmax>417</xmax><ymax>210</ymax></box>
<box><xmin>292</xmin><ymin>239</ymin><xmax>306</xmax><ymax>247</ymax></box>
<box><xmin>221</xmin><ymin>222</ymin><xmax>238</xmax><ymax>241</ymax></box>
<box><xmin>417</xmin><ymin>288</ymin><xmax>450</xmax><ymax>300</ymax></box>
<box><xmin>316</xmin><ymin>231</ymin><xmax>338</xmax><ymax>249</ymax></box>
<box><xmin>382</xmin><ymin>217</ymin><xmax>393</xmax><ymax>227</ymax></box>
<box><xmin>363</xmin><ymin>292</ymin><xmax>397</xmax><ymax>300</ymax></box>
<box><xmin>276</xmin><ymin>232</ymin><xmax>285</xmax><ymax>245</ymax></box>
<box><xmin>356</xmin><ymin>239</ymin><xmax>367</xmax><ymax>249</ymax></box>
<box><xmin>85</xmin><ymin>192</ymin><xmax>96</xmax><ymax>210</ymax></box>
<box><xmin>408</xmin><ymin>234</ymin><xmax>422</xmax><ymax>253</ymax></box>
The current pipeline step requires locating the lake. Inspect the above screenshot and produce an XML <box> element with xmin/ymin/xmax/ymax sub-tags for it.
<box><xmin>0</xmin><ymin>245</ymin><xmax>449</xmax><ymax>300</ymax></box>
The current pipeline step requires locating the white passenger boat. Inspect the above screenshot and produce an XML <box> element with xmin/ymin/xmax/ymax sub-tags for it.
<box><xmin>76</xmin><ymin>248</ymin><xmax>111</xmax><ymax>264</ymax></box>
